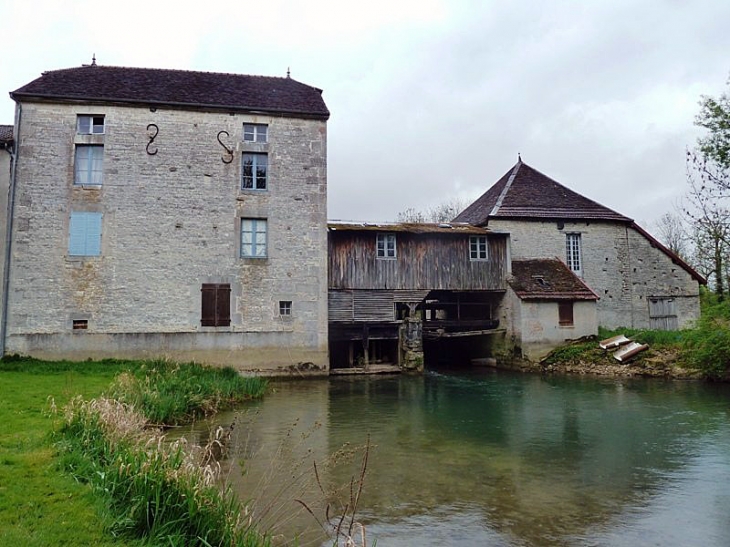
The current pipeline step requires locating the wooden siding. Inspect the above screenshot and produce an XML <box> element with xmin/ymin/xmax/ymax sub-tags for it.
<box><xmin>329</xmin><ymin>232</ymin><xmax>507</xmax><ymax>290</ymax></box>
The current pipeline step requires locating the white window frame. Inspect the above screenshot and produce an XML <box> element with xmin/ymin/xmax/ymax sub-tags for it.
<box><xmin>74</xmin><ymin>145</ymin><xmax>104</xmax><ymax>185</ymax></box>
<box><xmin>241</xmin><ymin>218</ymin><xmax>268</xmax><ymax>258</ymax></box>
<box><xmin>566</xmin><ymin>233</ymin><xmax>582</xmax><ymax>275</ymax></box>
<box><xmin>376</xmin><ymin>233</ymin><xmax>396</xmax><ymax>259</ymax></box>
<box><xmin>469</xmin><ymin>236</ymin><xmax>488</xmax><ymax>261</ymax></box>
<box><xmin>242</xmin><ymin>153</ymin><xmax>268</xmax><ymax>190</ymax></box>
<box><xmin>68</xmin><ymin>212</ymin><xmax>102</xmax><ymax>256</ymax></box>
<box><xmin>77</xmin><ymin>115</ymin><xmax>105</xmax><ymax>135</ymax></box>
<box><xmin>243</xmin><ymin>123</ymin><xmax>268</xmax><ymax>143</ymax></box>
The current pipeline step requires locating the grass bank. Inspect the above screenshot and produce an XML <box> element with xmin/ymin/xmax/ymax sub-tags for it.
<box><xmin>0</xmin><ymin>357</ymin><xmax>269</xmax><ymax>546</ymax></box>
<box><xmin>0</xmin><ymin>358</ymin><xmax>137</xmax><ymax>546</ymax></box>
<box><xmin>541</xmin><ymin>296</ymin><xmax>730</xmax><ymax>380</ymax></box>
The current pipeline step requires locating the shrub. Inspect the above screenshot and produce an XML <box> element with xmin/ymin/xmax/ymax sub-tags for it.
<box><xmin>682</xmin><ymin>301</ymin><xmax>730</xmax><ymax>379</ymax></box>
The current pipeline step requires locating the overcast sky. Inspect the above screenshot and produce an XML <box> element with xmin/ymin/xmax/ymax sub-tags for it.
<box><xmin>2</xmin><ymin>0</ymin><xmax>729</xmax><ymax>230</ymax></box>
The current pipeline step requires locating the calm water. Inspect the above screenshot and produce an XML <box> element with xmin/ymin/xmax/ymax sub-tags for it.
<box><xmin>181</xmin><ymin>370</ymin><xmax>730</xmax><ymax>546</ymax></box>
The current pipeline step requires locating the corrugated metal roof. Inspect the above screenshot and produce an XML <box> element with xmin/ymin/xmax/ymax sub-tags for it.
<box><xmin>11</xmin><ymin>65</ymin><xmax>329</xmax><ymax>119</ymax></box>
<box><xmin>328</xmin><ymin>221</ymin><xmax>492</xmax><ymax>235</ymax></box>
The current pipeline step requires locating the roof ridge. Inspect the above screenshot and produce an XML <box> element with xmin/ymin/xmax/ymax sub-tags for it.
<box><xmin>490</xmin><ymin>160</ymin><xmax>521</xmax><ymax>216</ymax></box>
<box><xmin>41</xmin><ymin>64</ymin><xmax>297</xmax><ymax>83</ymax></box>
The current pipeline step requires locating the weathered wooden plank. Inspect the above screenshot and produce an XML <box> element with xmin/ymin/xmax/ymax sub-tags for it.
<box><xmin>328</xmin><ymin>231</ymin><xmax>508</xmax><ymax>290</ymax></box>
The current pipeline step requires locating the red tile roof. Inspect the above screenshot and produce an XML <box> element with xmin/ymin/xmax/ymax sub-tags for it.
<box><xmin>11</xmin><ymin>65</ymin><xmax>329</xmax><ymax>119</ymax></box>
<box><xmin>453</xmin><ymin>160</ymin><xmax>630</xmax><ymax>224</ymax></box>
<box><xmin>509</xmin><ymin>258</ymin><xmax>599</xmax><ymax>300</ymax></box>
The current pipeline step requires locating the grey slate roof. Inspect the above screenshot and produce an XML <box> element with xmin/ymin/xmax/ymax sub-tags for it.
<box><xmin>0</xmin><ymin>125</ymin><xmax>12</xmax><ymax>143</ymax></box>
<box><xmin>453</xmin><ymin>160</ymin><xmax>631</xmax><ymax>224</ymax></box>
<box><xmin>10</xmin><ymin>65</ymin><xmax>329</xmax><ymax>119</ymax></box>
<box><xmin>509</xmin><ymin>258</ymin><xmax>599</xmax><ymax>301</ymax></box>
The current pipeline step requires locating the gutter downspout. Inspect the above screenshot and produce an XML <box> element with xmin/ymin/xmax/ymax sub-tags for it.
<box><xmin>1</xmin><ymin>103</ymin><xmax>21</xmax><ymax>356</ymax></box>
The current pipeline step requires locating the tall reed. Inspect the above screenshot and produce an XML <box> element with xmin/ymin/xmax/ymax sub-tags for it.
<box><xmin>58</xmin><ymin>396</ymin><xmax>270</xmax><ymax>547</ymax></box>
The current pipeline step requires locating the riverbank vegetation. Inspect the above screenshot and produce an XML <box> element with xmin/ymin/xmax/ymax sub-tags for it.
<box><xmin>0</xmin><ymin>357</ymin><xmax>269</xmax><ymax>546</ymax></box>
<box><xmin>542</xmin><ymin>294</ymin><xmax>730</xmax><ymax>380</ymax></box>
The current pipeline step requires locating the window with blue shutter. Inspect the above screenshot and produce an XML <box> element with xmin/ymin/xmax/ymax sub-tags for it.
<box><xmin>69</xmin><ymin>212</ymin><xmax>102</xmax><ymax>256</ymax></box>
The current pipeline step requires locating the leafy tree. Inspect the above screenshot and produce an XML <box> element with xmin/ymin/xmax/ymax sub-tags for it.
<box><xmin>684</xmin><ymin>77</ymin><xmax>730</xmax><ymax>298</ymax></box>
<box><xmin>696</xmin><ymin>79</ymin><xmax>730</xmax><ymax>169</ymax></box>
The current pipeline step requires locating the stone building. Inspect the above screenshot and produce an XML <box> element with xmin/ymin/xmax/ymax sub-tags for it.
<box><xmin>0</xmin><ymin>125</ymin><xmax>13</xmax><ymax>339</ymax></box>
<box><xmin>3</xmin><ymin>64</ymin><xmax>329</xmax><ymax>372</ymax></box>
<box><xmin>508</xmin><ymin>258</ymin><xmax>599</xmax><ymax>359</ymax></box>
<box><xmin>455</xmin><ymin>159</ymin><xmax>705</xmax><ymax>332</ymax></box>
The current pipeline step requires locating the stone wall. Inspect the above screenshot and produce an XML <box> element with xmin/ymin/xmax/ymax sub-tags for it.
<box><xmin>490</xmin><ymin>219</ymin><xmax>701</xmax><ymax>330</ymax></box>
<box><xmin>0</xmin><ymin>139</ymin><xmax>11</xmax><ymax>337</ymax></box>
<box><xmin>7</xmin><ymin>101</ymin><xmax>328</xmax><ymax>371</ymax></box>
<box><xmin>509</xmin><ymin>293</ymin><xmax>597</xmax><ymax>360</ymax></box>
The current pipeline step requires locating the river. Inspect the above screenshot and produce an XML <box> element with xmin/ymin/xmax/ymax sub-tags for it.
<box><xmin>180</xmin><ymin>369</ymin><xmax>730</xmax><ymax>546</ymax></box>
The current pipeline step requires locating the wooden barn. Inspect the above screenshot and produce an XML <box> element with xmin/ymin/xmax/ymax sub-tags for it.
<box><xmin>327</xmin><ymin>222</ymin><xmax>510</xmax><ymax>371</ymax></box>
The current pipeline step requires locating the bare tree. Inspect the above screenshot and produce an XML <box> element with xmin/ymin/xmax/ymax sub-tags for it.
<box><xmin>655</xmin><ymin>212</ymin><xmax>688</xmax><ymax>257</ymax></box>
<box><xmin>396</xmin><ymin>197</ymin><xmax>469</xmax><ymax>223</ymax></box>
<box><xmin>684</xmin><ymin>150</ymin><xmax>730</xmax><ymax>299</ymax></box>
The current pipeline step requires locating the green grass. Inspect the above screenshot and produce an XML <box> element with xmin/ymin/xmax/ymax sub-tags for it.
<box><xmin>0</xmin><ymin>358</ymin><xmax>136</xmax><ymax>546</ymax></box>
<box><xmin>0</xmin><ymin>356</ymin><xmax>270</xmax><ymax>546</ymax></box>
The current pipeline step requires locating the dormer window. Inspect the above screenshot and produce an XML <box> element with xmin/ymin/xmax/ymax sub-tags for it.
<box><xmin>77</xmin><ymin>115</ymin><xmax>105</xmax><ymax>134</ymax></box>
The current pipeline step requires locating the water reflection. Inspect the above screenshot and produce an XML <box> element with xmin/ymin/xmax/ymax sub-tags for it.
<box><xmin>179</xmin><ymin>371</ymin><xmax>730</xmax><ymax>546</ymax></box>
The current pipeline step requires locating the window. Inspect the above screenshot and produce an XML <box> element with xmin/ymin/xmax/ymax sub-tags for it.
<box><xmin>68</xmin><ymin>212</ymin><xmax>102</xmax><ymax>256</ymax></box>
<box><xmin>201</xmin><ymin>284</ymin><xmax>231</xmax><ymax>327</ymax></box>
<box><xmin>75</xmin><ymin>145</ymin><xmax>104</xmax><ymax>185</ymax></box>
<box><xmin>566</xmin><ymin>233</ymin><xmax>582</xmax><ymax>275</ymax></box>
<box><xmin>376</xmin><ymin>233</ymin><xmax>396</xmax><ymax>258</ymax></box>
<box><xmin>558</xmin><ymin>301</ymin><xmax>574</xmax><ymax>326</ymax></box>
<box><xmin>72</xmin><ymin>319</ymin><xmax>88</xmax><ymax>330</ymax></box>
<box><xmin>241</xmin><ymin>219</ymin><xmax>267</xmax><ymax>257</ymax></box>
<box><xmin>243</xmin><ymin>123</ymin><xmax>267</xmax><ymax>143</ymax></box>
<box><xmin>279</xmin><ymin>301</ymin><xmax>292</xmax><ymax>316</ymax></box>
<box><xmin>470</xmin><ymin>236</ymin><xmax>488</xmax><ymax>260</ymax></box>
<box><xmin>77</xmin><ymin>115</ymin><xmax>105</xmax><ymax>134</ymax></box>
<box><xmin>242</xmin><ymin>153</ymin><xmax>268</xmax><ymax>190</ymax></box>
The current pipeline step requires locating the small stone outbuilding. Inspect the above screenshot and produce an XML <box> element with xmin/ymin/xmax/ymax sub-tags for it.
<box><xmin>508</xmin><ymin>258</ymin><xmax>599</xmax><ymax>360</ymax></box>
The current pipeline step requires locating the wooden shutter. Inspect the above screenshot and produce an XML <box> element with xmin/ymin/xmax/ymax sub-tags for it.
<box><xmin>558</xmin><ymin>301</ymin><xmax>574</xmax><ymax>326</ymax></box>
<box><xmin>201</xmin><ymin>284</ymin><xmax>231</xmax><ymax>327</ymax></box>
<box><xmin>216</xmin><ymin>285</ymin><xmax>231</xmax><ymax>326</ymax></box>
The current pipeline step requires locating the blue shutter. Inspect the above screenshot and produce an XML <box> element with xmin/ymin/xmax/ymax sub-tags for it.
<box><xmin>69</xmin><ymin>212</ymin><xmax>102</xmax><ymax>256</ymax></box>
